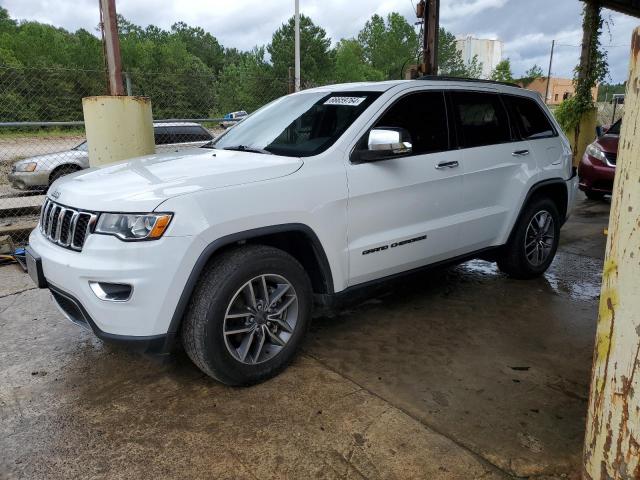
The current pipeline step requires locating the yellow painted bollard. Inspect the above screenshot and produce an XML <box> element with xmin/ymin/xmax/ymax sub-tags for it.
<box><xmin>81</xmin><ymin>96</ymin><xmax>154</xmax><ymax>167</ymax></box>
<box><xmin>583</xmin><ymin>28</ymin><xmax>640</xmax><ymax>479</ymax></box>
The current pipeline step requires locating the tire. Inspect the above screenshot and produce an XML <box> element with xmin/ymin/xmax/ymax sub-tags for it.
<box><xmin>181</xmin><ymin>244</ymin><xmax>312</xmax><ymax>386</ymax></box>
<box><xmin>585</xmin><ymin>190</ymin><xmax>605</xmax><ymax>201</ymax></box>
<box><xmin>49</xmin><ymin>165</ymin><xmax>80</xmax><ymax>185</ymax></box>
<box><xmin>497</xmin><ymin>196</ymin><xmax>561</xmax><ymax>279</ymax></box>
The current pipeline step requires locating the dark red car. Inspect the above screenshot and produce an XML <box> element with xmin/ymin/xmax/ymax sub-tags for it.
<box><xmin>578</xmin><ymin>118</ymin><xmax>620</xmax><ymax>200</ymax></box>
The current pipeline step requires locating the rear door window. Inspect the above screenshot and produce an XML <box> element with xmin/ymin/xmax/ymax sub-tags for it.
<box><xmin>154</xmin><ymin>127</ymin><xmax>175</xmax><ymax>145</ymax></box>
<box><xmin>450</xmin><ymin>91</ymin><xmax>511</xmax><ymax>148</ymax></box>
<box><xmin>504</xmin><ymin>95</ymin><xmax>556</xmax><ymax>140</ymax></box>
<box><xmin>372</xmin><ymin>91</ymin><xmax>449</xmax><ymax>155</ymax></box>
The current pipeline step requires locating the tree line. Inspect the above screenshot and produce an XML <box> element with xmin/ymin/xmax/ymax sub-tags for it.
<box><xmin>0</xmin><ymin>6</ymin><xmax>488</xmax><ymax>121</ymax></box>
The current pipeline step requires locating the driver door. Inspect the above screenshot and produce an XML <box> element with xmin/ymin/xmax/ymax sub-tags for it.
<box><xmin>346</xmin><ymin>90</ymin><xmax>465</xmax><ymax>286</ymax></box>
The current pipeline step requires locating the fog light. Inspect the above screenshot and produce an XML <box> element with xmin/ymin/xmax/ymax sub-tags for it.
<box><xmin>89</xmin><ymin>282</ymin><xmax>133</xmax><ymax>302</ymax></box>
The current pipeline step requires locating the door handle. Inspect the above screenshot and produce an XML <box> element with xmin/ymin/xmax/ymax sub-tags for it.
<box><xmin>512</xmin><ymin>150</ymin><xmax>530</xmax><ymax>157</ymax></box>
<box><xmin>435</xmin><ymin>160</ymin><xmax>459</xmax><ymax>169</ymax></box>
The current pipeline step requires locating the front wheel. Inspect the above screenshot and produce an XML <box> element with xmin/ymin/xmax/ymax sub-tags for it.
<box><xmin>497</xmin><ymin>197</ymin><xmax>561</xmax><ymax>279</ymax></box>
<box><xmin>584</xmin><ymin>189</ymin><xmax>605</xmax><ymax>201</ymax></box>
<box><xmin>181</xmin><ymin>245</ymin><xmax>312</xmax><ymax>386</ymax></box>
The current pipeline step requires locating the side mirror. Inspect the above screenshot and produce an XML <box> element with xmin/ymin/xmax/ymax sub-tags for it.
<box><xmin>353</xmin><ymin>128</ymin><xmax>412</xmax><ymax>163</ymax></box>
<box><xmin>595</xmin><ymin>125</ymin><xmax>604</xmax><ymax>138</ymax></box>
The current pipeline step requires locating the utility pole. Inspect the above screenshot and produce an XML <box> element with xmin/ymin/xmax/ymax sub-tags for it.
<box><xmin>294</xmin><ymin>0</ymin><xmax>301</xmax><ymax>92</ymax></box>
<box><xmin>99</xmin><ymin>0</ymin><xmax>125</xmax><ymax>96</ymax></box>
<box><xmin>417</xmin><ymin>0</ymin><xmax>439</xmax><ymax>75</ymax></box>
<box><xmin>544</xmin><ymin>40</ymin><xmax>555</xmax><ymax>104</ymax></box>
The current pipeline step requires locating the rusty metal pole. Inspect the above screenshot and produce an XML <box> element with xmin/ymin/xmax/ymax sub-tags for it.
<box><xmin>423</xmin><ymin>0</ymin><xmax>439</xmax><ymax>75</ymax></box>
<box><xmin>99</xmin><ymin>0</ymin><xmax>125</xmax><ymax>96</ymax></box>
<box><xmin>583</xmin><ymin>27</ymin><xmax>640</xmax><ymax>480</ymax></box>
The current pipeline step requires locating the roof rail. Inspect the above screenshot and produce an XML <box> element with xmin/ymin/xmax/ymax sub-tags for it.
<box><xmin>417</xmin><ymin>75</ymin><xmax>521</xmax><ymax>89</ymax></box>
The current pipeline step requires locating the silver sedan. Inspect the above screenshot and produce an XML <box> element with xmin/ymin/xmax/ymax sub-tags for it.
<box><xmin>8</xmin><ymin>122</ymin><xmax>213</xmax><ymax>190</ymax></box>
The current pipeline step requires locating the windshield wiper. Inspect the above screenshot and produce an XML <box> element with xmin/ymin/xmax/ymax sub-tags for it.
<box><xmin>223</xmin><ymin>145</ymin><xmax>272</xmax><ymax>155</ymax></box>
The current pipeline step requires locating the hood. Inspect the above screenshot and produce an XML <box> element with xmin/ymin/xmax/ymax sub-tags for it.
<box><xmin>15</xmin><ymin>149</ymin><xmax>86</xmax><ymax>166</ymax></box>
<box><xmin>595</xmin><ymin>134</ymin><xmax>619</xmax><ymax>154</ymax></box>
<box><xmin>49</xmin><ymin>148</ymin><xmax>303</xmax><ymax>212</ymax></box>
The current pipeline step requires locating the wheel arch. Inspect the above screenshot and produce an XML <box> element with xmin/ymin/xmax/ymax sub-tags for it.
<box><xmin>48</xmin><ymin>162</ymin><xmax>83</xmax><ymax>185</ymax></box>
<box><xmin>167</xmin><ymin>224</ymin><xmax>334</xmax><ymax>336</ymax></box>
<box><xmin>506</xmin><ymin>178</ymin><xmax>569</xmax><ymax>243</ymax></box>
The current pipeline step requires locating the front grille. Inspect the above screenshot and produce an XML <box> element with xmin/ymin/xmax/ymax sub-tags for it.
<box><xmin>40</xmin><ymin>199</ymin><xmax>97</xmax><ymax>251</ymax></box>
<box><xmin>604</xmin><ymin>152</ymin><xmax>617</xmax><ymax>166</ymax></box>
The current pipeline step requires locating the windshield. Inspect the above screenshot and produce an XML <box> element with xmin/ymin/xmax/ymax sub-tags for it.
<box><xmin>212</xmin><ymin>91</ymin><xmax>380</xmax><ymax>157</ymax></box>
<box><xmin>74</xmin><ymin>141</ymin><xmax>88</xmax><ymax>152</ymax></box>
<box><xmin>607</xmin><ymin>118</ymin><xmax>621</xmax><ymax>135</ymax></box>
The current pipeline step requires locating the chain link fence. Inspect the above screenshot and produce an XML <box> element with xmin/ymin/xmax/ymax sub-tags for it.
<box><xmin>596</xmin><ymin>101</ymin><xmax>624</xmax><ymax>127</ymax></box>
<box><xmin>0</xmin><ymin>65</ymin><xmax>293</xmax><ymax>250</ymax></box>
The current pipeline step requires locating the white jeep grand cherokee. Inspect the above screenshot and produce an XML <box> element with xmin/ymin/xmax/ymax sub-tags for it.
<box><xmin>26</xmin><ymin>78</ymin><xmax>578</xmax><ymax>385</ymax></box>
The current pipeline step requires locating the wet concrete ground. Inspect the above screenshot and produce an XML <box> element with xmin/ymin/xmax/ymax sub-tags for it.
<box><xmin>0</xmin><ymin>195</ymin><xmax>609</xmax><ymax>479</ymax></box>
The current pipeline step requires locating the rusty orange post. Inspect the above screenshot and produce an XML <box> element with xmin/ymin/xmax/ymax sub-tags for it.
<box><xmin>583</xmin><ymin>27</ymin><xmax>640</xmax><ymax>479</ymax></box>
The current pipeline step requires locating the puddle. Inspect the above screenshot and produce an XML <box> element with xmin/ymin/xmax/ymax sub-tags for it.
<box><xmin>543</xmin><ymin>253</ymin><xmax>603</xmax><ymax>302</ymax></box>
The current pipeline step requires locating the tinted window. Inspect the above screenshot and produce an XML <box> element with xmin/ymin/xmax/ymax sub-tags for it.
<box><xmin>373</xmin><ymin>91</ymin><xmax>449</xmax><ymax>155</ymax></box>
<box><xmin>154</xmin><ymin>127</ymin><xmax>174</xmax><ymax>145</ymax></box>
<box><xmin>451</xmin><ymin>92</ymin><xmax>511</xmax><ymax>148</ymax></box>
<box><xmin>505</xmin><ymin>95</ymin><xmax>556</xmax><ymax>139</ymax></box>
<box><xmin>172</xmin><ymin>126</ymin><xmax>213</xmax><ymax>142</ymax></box>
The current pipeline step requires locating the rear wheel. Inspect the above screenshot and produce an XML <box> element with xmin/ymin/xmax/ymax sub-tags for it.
<box><xmin>497</xmin><ymin>196</ymin><xmax>561</xmax><ymax>279</ymax></box>
<box><xmin>181</xmin><ymin>245</ymin><xmax>312</xmax><ymax>386</ymax></box>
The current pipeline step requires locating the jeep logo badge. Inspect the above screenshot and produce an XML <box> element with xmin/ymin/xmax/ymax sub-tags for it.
<box><xmin>51</xmin><ymin>190</ymin><xmax>61</xmax><ymax>200</ymax></box>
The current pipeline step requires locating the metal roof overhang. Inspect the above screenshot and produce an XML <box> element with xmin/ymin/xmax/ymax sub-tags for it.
<box><xmin>586</xmin><ymin>0</ymin><xmax>640</xmax><ymax>17</ymax></box>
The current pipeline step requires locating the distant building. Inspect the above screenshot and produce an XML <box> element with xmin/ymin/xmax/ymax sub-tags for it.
<box><xmin>455</xmin><ymin>35</ymin><xmax>503</xmax><ymax>79</ymax></box>
<box><xmin>519</xmin><ymin>77</ymin><xmax>599</xmax><ymax>105</ymax></box>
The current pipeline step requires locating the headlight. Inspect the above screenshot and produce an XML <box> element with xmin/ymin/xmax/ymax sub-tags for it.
<box><xmin>586</xmin><ymin>143</ymin><xmax>607</xmax><ymax>163</ymax></box>
<box><xmin>15</xmin><ymin>162</ymin><xmax>37</xmax><ymax>172</ymax></box>
<box><xmin>95</xmin><ymin>213</ymin><xmax>172</xmax><ymax>241</ymax></box>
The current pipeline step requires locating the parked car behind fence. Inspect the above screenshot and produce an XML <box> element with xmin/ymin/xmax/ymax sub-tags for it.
<box><xmin>8</xmin><ymin>122</ymin><xmax>213</xmax><ymax>190</ymax></box>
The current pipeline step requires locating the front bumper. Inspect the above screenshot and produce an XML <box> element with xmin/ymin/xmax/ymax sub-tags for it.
<box><xmin>29</xmin><ymin>227</ymin><xmax>200</xmax><ymax>348</ymax></box>
<box><xmin>8</xmin><ymin>170</ymin><xmax>49</xmax><ymax>189</ymax></box>
<box><xmin>578</xmin><ymin>154</ymin><xmax>615</xmax><ymax>194</ymax></box>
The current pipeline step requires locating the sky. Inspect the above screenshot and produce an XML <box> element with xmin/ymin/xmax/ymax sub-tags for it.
<box><xmin>1</xmin><ymin>0</ymin><xmax>638</xmax><ymax>82</ymax></box>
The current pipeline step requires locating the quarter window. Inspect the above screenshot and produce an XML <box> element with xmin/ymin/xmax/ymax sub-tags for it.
<box><xmin>450</xmin><ymin>91</ymin><xmax>511</xmax><ymax>148</ymax></box>
<box><xmin>373</xmin><ymin>91</ymin><xmax>449</xmax><ymax>155</ymax></box>
<box><xmin>505</xmin><ymin>95</ymin><xmax>556</xmax><ymax>140</ymax></box>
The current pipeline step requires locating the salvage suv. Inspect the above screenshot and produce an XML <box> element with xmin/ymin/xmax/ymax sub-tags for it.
<box><xmin>26</xmin><ymin>78</ymin><xmax>577</xmax><ymax>385</ymax></box>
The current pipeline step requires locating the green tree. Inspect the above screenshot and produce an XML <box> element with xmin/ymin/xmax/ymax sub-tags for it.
<box><xmin>171</xmin><ymin>22</ymin><xmax>225</xmax><ymax>73</ymax></box>
<box><xmin>358</xmin><ymin>13</ymin><xmax>417</xmax><ymax>79</ymax></box>
<box><xmin>333</xmin><ymin>39</ymin><xmax>384</xmax><ymax>83</ymax></box>
<box><xmin>597</xmin><ymin>82</ymin><xmax>625</xmax><ymax>102</ymax></box>
<box><xmin>518</xmin><ymin>64</ymin><xmax>545</xmax><ymax>87</ymax></box>
<box><xmin>213</xmin><ymin>47</ymin><xmax>282</xmax><ymax>115</ymax></box>
<box><xmin>268</xmin><ymin>14</ymin><xmax>333</xmax><ymax>85</ymax></box>
<box><xmin>437</xmin><ymin>28</ymin><xmax>482</xmax><ymax>78</ymax></box>
<box><xmin>490</xmin><ymin>59</ymin><xmax>514</xmax><ymax>82</ymax></box>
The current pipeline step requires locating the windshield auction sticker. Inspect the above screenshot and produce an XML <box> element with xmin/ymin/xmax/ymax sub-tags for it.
<box><xmin>324</xmin><ymin>96</ymin><xmax>366</xmax><ymax>106</ymax></box>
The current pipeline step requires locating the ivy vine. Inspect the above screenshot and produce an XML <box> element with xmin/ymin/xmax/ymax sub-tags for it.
<box><xmin>555</xmin><ymin>2</ymin><xmax>609</xmax><ymax>133</ymax></box>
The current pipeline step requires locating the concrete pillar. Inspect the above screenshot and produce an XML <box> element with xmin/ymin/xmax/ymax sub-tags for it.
<box><xmin>583</xmin><ymin>27</ymin><xmax>640</xmax><ymax>480</ymax></box>
<box><xmin>570</xmin><ymin>108</ymin><xmax>598</xmax><ymax>167</ymax></box>
<box><xmin>81</xmin><ymin>96</ymin><xmax>154</xmax><ymax>167</ymax></box>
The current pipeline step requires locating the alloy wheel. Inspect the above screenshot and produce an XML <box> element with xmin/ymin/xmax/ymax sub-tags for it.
<box><xmin>524</xmin><ymin>210</ymin><xmax>555</xmax><ymax>267</ymax></box>
<box><xmin>223</xmin><ymin>274</ymin><xmax>298</xmax><ymax>365</ymax></box>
